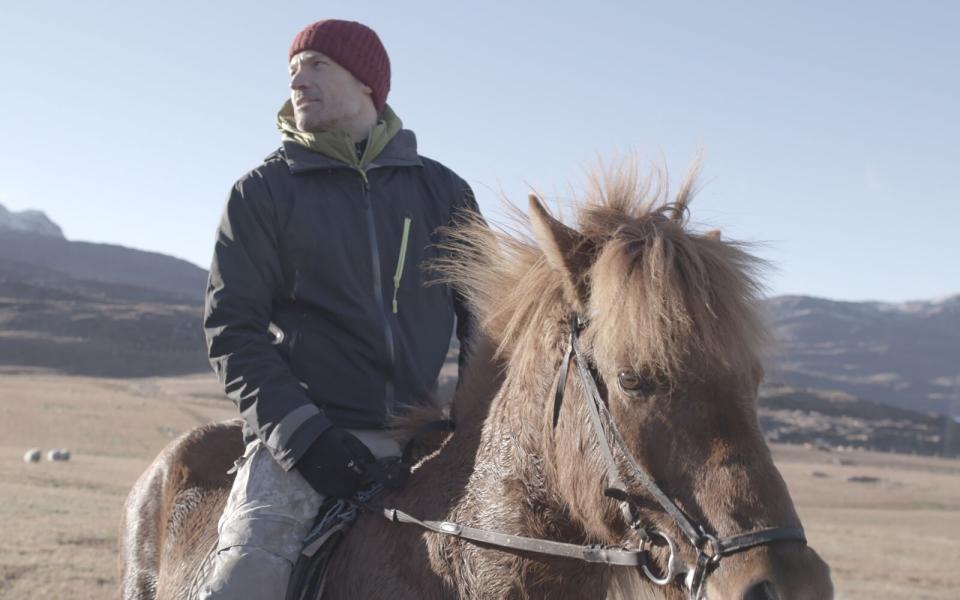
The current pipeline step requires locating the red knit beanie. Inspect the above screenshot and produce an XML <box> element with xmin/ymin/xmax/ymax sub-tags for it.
<box><xmin>288</xmin><ymin>20</ymin><xmax>391</xmax><ymax>114</ymax></box>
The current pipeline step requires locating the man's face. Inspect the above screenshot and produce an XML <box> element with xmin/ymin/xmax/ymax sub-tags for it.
<box><xmin>289</xmin><ymin>50</ymin><xmax>374</xmax><ymax>133</ymax></box>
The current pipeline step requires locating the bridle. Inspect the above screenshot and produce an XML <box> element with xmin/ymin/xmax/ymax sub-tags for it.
<box><xmin>369</xmin><ymin>314</ymin><xmax>806</xmax><ymax>599</ymax></box>
<box><xmin>554</xmin><ymin>314</ymin><xmax>806</xmax><ymax>598</ymax></box>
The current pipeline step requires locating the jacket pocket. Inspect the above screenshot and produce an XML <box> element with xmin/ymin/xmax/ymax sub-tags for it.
<box><xmin>391</xmin><ymin>217</ymin><xmax>412</xmax><ymax>314</ymax></box>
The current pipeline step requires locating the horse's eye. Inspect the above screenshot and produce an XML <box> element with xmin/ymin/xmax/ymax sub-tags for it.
<box><xmin>618</xmin><ymin>370</ymin><xmax>651</xmax><ymax>394</ymax></box>
<box><xmin>618</xmin><ymin>370</ymin><xmax>659</xmax><ymax>396</ymax></box>
<box><xmin>618</xmin><ymin>371</ymin><xmax>639</xmax><ymax>390</ymax></box>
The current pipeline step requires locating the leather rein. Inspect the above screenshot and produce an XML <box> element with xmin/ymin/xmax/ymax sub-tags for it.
<box><xmin>370</xmin><ymin>315</ymin><xmax>806</xmax><ymax>599</ymax></box>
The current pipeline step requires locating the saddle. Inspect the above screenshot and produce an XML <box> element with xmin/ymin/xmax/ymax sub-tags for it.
<box><xmin>286</xmin><ymin>419</ymin><xmax>453</xmax><ymax>600</ymax></box>
<box><xmin>284</xmin><ymin>458</ymin><xmax>406</xmax><ymax>600</ymax></box>
<box><xmin>284</xmin><ymin>495</ymin><xmax>363</xmax><ymax>600</ymax></box>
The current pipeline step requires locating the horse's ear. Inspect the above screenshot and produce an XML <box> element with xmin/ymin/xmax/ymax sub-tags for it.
<box><xmin>528</xmin><ymin>194</ymin><xmax>589</xmax><ymax>310</ymax></box>
<box><xmin>705</xmin><ymin>229</ymin><xmax>722</xmax><ymax>241</ymax></box>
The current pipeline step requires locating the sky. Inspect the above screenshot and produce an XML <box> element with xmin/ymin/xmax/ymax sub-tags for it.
<box><xmin>0</xmin><ymin>0</ymin><xmax>957</xmax><ymax>303</ymax></box>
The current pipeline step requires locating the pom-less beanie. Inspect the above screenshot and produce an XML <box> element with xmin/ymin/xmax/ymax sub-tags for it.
<box><xmin>289</xmin><ymin>20</ymin><xmax>391</xmax><ymax>113</ymax></box>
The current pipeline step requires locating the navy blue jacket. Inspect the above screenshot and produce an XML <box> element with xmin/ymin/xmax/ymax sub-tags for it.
<box><xmin>204</xmin><ymin>130</ymin><xmax>476</xmax><ymax>470</ymax></box>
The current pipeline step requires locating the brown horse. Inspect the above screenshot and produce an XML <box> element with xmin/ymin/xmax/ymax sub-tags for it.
<box><xmin>120</xmin><ymin>162</ymin><xmax>832</xmax><ymax>599</ymax></box>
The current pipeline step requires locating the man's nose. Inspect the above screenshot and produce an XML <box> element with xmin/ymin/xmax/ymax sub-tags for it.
<box><xmin>289</xmin><ymin>70</ymin><xmax>307</xmax><ymax>90</ymax></box>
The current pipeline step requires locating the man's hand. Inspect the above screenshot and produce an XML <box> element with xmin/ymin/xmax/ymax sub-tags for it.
<box><xmin>295</xmin><ymin>427</ymin><xmax>376</xmax><ymax>498</ymax></box>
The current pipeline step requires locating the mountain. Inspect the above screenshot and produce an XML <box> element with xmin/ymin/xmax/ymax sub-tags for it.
<box><xmin>0</xmin><ymin>256</ymin><xmax>208</xmax><ymax>377</ymax></box>
<box><xmin>0</xmin><ymin>207</ymin><xmax>210</xmax><ymax>377</ymax></box>
<box><xmin>0</xmin><ymin>229</ymin><xmax>207</xmax><ymax>302</ymax></box>
<box><xmin>763</xmin><ymin>294</ymin><xmax>960</xmax><ymax>417</ymax></box>
<box><xmin>1</xmin><ymin>202</ymin><xmax>958</xmax><ymax>435</ymax></box>
<box><xmin>0</xmin><ymin>203</ymin><xmax>63</xmax><ymax>238</ymax></box>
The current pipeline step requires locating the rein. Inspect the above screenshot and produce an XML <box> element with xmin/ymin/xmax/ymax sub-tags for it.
<box><xmin>369</xmin><ymin>315</ymin><xmax>805</xmax><ymax>599</ymax></box>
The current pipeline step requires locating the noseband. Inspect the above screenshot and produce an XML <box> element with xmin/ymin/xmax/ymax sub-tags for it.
<box><xmin>554</xmin><ymin>315</ymin><xmax>806</xmax><ymax>598</ymax></box>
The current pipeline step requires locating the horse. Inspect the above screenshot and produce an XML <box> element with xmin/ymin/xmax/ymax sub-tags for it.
<box><xmin>120</xmin><ymin>161</ymin><xmax>832</xmax><ymax>599</ymax></box>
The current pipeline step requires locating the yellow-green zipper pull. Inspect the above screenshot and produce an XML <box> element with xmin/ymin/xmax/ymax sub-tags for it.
<box><xmin>392</xmin><ymin>217</ymin><xmax>412</xmax><ymax>314</ymax></box>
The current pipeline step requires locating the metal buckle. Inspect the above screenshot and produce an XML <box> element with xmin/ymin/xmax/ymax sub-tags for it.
<box><xmin>640</xmin><ymin>529</ymin><xmax>689</xmax><ymax>586</ymax></box>
<box><xmin>570</xmin><ymin>313</ymin><xmax>587</xmax><ymax>333</ymax></box>
<box><xmin>439</xmin><ymin>521</ymin><xmax>463</xmax><ymax>535</ymax></box>
<box><xmin>696</xmin><ymin>529</ymin><xmax>722</xmax><ymax>564</ymax></box>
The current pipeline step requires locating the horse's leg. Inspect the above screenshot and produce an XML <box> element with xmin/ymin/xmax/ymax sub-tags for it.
<box><xmin>120</xmin><ymin>421</ymin><xmax>244</xmax><ymax>600</ymax></box>
<box><xmin>120</xmin><ymin>445</ymin><xmax>170</xmax><ymax>599</ymax></box>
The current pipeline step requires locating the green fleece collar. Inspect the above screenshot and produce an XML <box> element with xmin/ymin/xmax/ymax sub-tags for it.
<box><xmin>276</xmin><ymin>101</ymin><xmax>403</xmax><ymax>170</ymax></box>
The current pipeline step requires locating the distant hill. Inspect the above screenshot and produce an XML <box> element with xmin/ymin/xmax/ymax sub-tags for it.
<box><xmin>0</xmin><ymin>229</ymin><xmax>207</xmax><ymax>302</ymax></box>
<box><xmin>758</xmin><ymin>383</ymin><xmax>958</xmax><ymax>457</ymax></box>
<box><xmin>0</xmin><ymin>203</ymin><xmax>63</xmax><ymax>238</ymax></box>
<box><xmin>763</xmin><ymin>295</ymin><xmax>960</xmax><ymax>417</ymax></box>
<box><xmin>0</xmin><ymin>256</ymin><xmax>208</xmax><ymax>377</ymax></box>
<box><xmin>1</xmin><ymin>202</ymin><xmax>958</xmax><ymax>444</ymax></box>
<box><xmin>0</xmin><ymin>205</ymin><xmax>209</xmax><ymax>377</ymax></box>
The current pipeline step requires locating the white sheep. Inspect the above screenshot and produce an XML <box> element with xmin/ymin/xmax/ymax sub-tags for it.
<box><xmin>23</xmin><ymin>448</ymin><xmax>42</xmax><ymax>463</ymax></box>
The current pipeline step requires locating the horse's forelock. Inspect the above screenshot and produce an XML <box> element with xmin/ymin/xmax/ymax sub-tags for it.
<box><xmin>437</xmin><ymin>159</ymin><xmax>769</xmax><ymax>380</ymax></box>
<box><xmin>582</xmin><ymin>160</ymin><xmax>768</xmax><ymax>377</ymax></box>
<box><xmin>588</xmin><ymin>219</ymin><xmax>769</xmax><ymax>379</ymax></box>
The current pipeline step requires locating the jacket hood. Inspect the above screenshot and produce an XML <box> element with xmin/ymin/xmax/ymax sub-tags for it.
<box><xmin>276</xmin><ymin>100</ymin><xmax>404</xmax><ymax>170</ymax></box>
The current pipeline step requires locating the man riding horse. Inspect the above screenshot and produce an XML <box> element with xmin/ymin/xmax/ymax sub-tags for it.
<box><xmin>199</xmin><ymin>19</ymin><xmax>476</xmax><ymax>598</ymax></box>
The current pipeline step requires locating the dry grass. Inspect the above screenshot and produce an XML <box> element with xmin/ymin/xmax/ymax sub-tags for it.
<box><xmin>0</xmin><ymin>372</ymin><xmax>233</xmax><ymax>599</ymax></box>
<box><xmin>0</xmin><ymin>372</ymin><xmax>957</xmax><ymax>599</ymax></box>
<box><xmin>774</xmin><ymin>445</ymin><xmax>960</xmax><ymax>599</ymax></box>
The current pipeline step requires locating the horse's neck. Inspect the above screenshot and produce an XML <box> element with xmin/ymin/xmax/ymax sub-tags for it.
<box><xmin>438</xmin><ymin>358</ymin><xmax>620</xmax><ymax>595</ymax></box>
<box><xmin>453</xmin><ymin>332</ymin><xmax>613</xmax><ymax>514</ymax></box>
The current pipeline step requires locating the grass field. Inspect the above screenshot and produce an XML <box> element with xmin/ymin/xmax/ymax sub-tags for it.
<box><xmin>1</xmin><ymin>372</ymin><xmax>958</xmax><ymax>599</ymax></box>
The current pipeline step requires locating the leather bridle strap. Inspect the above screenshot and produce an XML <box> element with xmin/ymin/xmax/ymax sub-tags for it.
<box><xmin>562</xmin><ymin>326</ymin><xmax>646</xmax><ymax>535</ymax></box>
<box><xmin>568</xmin><ymin>321</ymin><xmax>704</xmax><ymax>548</ymax></box>
<box><xmin>716</xmin><ymin>527</ymin><xmax>807</xmax><ymax>555</ymax></box>
<box><xmin>551</xmin><ymin>342</ymin><xmax>572</xmax><ymax>429</ymax></box>
<box><xmin>564</xmin><ymin>315</ymin><xmax>806</xmax><ymax>599</ymax></box>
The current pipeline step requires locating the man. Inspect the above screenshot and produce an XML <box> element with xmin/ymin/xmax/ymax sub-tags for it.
<box><xmin>199</xmin><ymin>19</ymin><xmax>476</xmax><ymax>598</ymax></box>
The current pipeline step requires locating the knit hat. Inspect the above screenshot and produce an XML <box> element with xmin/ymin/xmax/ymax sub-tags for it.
<box><xmin>289</xmin><ymin>20</ymin><xmax>391</xmax><ymax>114</ymax></box>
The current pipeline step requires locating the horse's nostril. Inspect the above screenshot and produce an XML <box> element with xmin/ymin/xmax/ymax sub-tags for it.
<box><xmin>743</xmin><ymin>580</ymin><xmax>779</xmax><ymax>600</ymax></box>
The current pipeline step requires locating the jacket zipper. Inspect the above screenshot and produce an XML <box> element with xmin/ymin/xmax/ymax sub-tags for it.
<box><xmin>392</xmin><ymin>217</ymin><xmax>412</xmax><ymax>314</ymax></box>
<box><xmin>359</xmin><ymin>169</ymin><xmax>396</xmax><ymax>411</ymax></box>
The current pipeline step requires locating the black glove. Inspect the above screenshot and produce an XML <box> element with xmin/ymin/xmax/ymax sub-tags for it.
<box><xmin>295</xmin><ymin>427</ymin><xmax>376</xmax><ymax>498</ymax></box>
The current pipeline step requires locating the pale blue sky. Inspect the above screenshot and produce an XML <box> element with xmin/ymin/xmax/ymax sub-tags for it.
<box><xmin>1</xmin><ymin>1</ymin><xmax>957</xmax><ymax>302</ymax></box>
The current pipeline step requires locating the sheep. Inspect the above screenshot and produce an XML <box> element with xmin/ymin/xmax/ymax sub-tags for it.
<box><xmin>45</xmin><ymin>448</ymin><xmax>71</xmax><ymax>462</ymax></box>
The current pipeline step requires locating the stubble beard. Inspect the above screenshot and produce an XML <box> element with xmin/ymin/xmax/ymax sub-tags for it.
<box><xmin>294</xmin><ymin>106</ymin><xmax>327</xmax><ymax>133</ymax></box>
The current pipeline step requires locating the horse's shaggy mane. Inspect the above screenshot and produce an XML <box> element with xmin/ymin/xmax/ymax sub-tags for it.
<box><xmin>436</xmin><ymin>160</ymin><xmax>770</xmax><ymax>380</ymax></box>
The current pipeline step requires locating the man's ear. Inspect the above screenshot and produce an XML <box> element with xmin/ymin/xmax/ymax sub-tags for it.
<box><xmin>528</xmin><ymin>194</ymin><xmax>590</xmax><ymax>311</ymax></box>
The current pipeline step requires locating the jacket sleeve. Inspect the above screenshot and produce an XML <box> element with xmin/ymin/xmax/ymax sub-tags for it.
<box><xmin>204</xmin><ymin>172</ymin><xmax>333</xmax><ymax>471</ymax></box>
<box><xmin>453</xmin><ymin>181</ymin><xmax>482</xmax><ymax>381</ymax></box>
